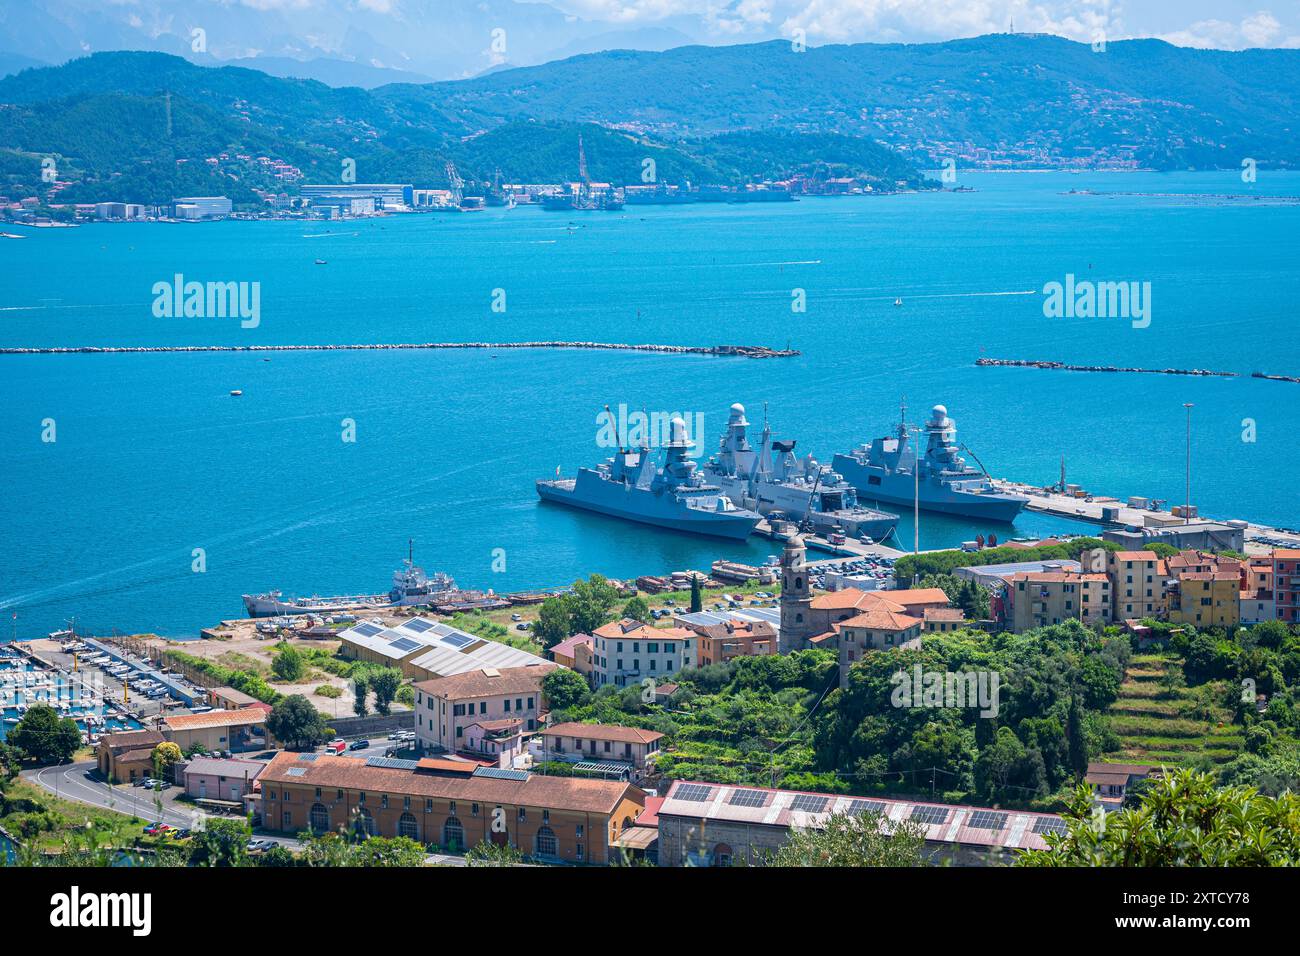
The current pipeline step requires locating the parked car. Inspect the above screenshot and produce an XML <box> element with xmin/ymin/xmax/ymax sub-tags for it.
<box><xmin>245</xmin><ymin>839</ymin><xmax>275</xmax><ymax>853</ymax></box>
<box><xmin>348</xmin><ymin>739</ymin><xmax>370</xmax><ymax>751</ymax></box>
<box><xmin>143</xmin><ymin>823</ymin><xmax>172</xmax><ymax>836</ymax></box>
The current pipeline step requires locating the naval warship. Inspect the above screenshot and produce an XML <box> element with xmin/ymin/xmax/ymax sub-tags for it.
<box><xmin>702</xmin><ymin>403</ymin><xmax>899</xmax><ymax>541</ymax></box>
<box><xmin>536</xmin><ymin>415</ymin><xmax>761</xmax><ymax>540</ymax></box>
<box><xmin>832</xmin><ymin>403</ymin><xmax>1028</xmax><ymax>522</ymax></box>
<box><xmin>242</xmin><ymin>545</ymin><xmax>464</xmax><ymax>617</ymax></box>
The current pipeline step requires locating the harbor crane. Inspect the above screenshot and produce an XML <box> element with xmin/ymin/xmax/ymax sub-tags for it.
<box><xmin>445</xmin><ymin>160</ymin><xmax>464</xmax><ymax>205</ymax></box>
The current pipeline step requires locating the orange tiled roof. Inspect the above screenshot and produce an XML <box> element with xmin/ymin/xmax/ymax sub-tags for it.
<box><xmin>542</xmin><ymin>722</ymin><xmax>664</xmax><ymax>744</ymax></box>
<box><xmin>838</xmin><ymin>608</ymin><xmax>923</xmax><ymax>632</ymax></box>
<box><xmin>163</xmin><ymin>708</ymin><xmax>265</xmax><ymax>731</ymax></box>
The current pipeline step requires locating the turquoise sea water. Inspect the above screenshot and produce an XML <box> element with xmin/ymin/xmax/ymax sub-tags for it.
<box><xmin>1</xmin><ymin>171</ymin><xmax>1297</xmax><ymax>638</ymax></box>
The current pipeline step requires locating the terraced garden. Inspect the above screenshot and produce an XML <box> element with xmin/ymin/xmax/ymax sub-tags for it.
<box><xmin>1102</xmin><ymin>654</ymin><xmax>1244</xmax><ymax>768</ymax></box>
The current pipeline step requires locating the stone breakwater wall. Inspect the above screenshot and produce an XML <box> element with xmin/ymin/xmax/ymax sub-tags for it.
<box><xmin>0</xmin><ymin>341</ymin><xmax>800</xmax><ymax>358</ymax></box>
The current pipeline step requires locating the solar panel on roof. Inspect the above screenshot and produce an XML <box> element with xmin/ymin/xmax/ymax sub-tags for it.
<box><xmin>1032</xmin><ymin>817</ymin><xmax>1068</xmax><ymax>835</ymax></box>
<box><xmin>910</xmin><ymin>805</ymin><xmax>950</xmax><ymax>826</ymax></box>
<box><xmin>402</xmin><ymin>619</ymin><xmax>435</xmax><ymax>633</ymax></box>
<box><xmin>791</xmin><ymin>794</ymin><xmax>829</xmax><ymax>813</ymax></box>
<box><xmin>727</xmin><ymin>788</ymin><xmax>770</xmax><ymax>808</ymax></box>
<box><xmin>847</xmin><ymin>799</ymin><xmax>886</xmax><ymax>816</ymax></box>
<box><xmin>352</xmin><ymin>622</ymin><xmax>383</xmax><ymax>637</ymax></box>
<box><xmin>296</xmin><ymin>752</ymin><xmax>318</xmax><ymax>762</ymax></box>
<box><xmin>285</xmin><ymin>767</ymin><xmax>307</xmax><ymax>777</ymax></box>
<box><xmin>389</xmin><ymin>637</ymin><xmax>422</xmax><ymax>653</ymax></box>
<box><xmin>365</xmin><ymin>756</ymin><xmax>419</xmax><ymax>770</ymax></box>
<box><xmin>440</xmin><ymin>632</ymin><xmax>473</xmax><ymax>648</ymax></box>
<box><xmin>673</xmin><ymin>783</ymin><xmax>715</xmax><ymax>802</ymax></box>
<box><xmin>967</xmin><ymin>810</ymin><xmax>1009</xmax><ymax>830</ymax></box>
<box><xmin>472</xmin><ymin>766</ymin><xmax>529</xmax><ymax>781</ymax></box>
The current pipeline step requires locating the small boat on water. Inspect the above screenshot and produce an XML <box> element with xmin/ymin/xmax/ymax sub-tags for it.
<box><xmin>230</xmin><ymin>389</ymin><xmax>243</xmax><ymax>396</ymax></box>
<box><xmin>315</xmin><ymin>258</ymin><xmax>327</xmax><ymax>265</ymax></box>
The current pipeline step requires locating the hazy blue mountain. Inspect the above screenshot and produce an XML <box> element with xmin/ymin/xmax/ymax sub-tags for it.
<box><xmin>217</xmin><ymin>55</ymin><xmax>435</xmax><ymax>89</ymax></box>
<box><xmin>0</xmin><ymin>52</ymin><xmax>50</xmax><ymax>79</ymax></box>
<box><xmin>412</xmin><ymin>34</ymin><xmax>1300</xmax><ymax>168</ymax></box>
<box><xmin>0</xmin><ymin>0</ymin><xmax>701</xmax><ymax>81</ymax></box>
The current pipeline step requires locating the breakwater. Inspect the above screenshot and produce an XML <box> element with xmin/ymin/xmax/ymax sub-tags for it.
<box><xmin>1252</xmin><ymin>371</ymin><xmax>1300</xmax><ymax>384</ymax></box>
<box><xmin>0</xmin><ymin>341</ymin><xmax>798</xmax><ymax>359</ymax></box>
<box><xmin>976</xmin><ymin>358</ymin><xmax>1236</xmax><ymax>378</ymax></box>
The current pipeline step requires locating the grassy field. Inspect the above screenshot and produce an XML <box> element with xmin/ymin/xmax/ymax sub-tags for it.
<box><xmin>1</xmin><ymin>776</ymin><xmax>174</xmax><ymax>853</ymax></box>
<box><xmin>1103</xmin><ymin>654</ymin><xmax>1244</xmax><ymax>768</ymax></box>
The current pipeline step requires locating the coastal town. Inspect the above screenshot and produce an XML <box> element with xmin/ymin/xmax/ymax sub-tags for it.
<box><xmin>4</xmin><ymin>480</ymin><xmax>1299</xmax><ymax>868</ymax></box>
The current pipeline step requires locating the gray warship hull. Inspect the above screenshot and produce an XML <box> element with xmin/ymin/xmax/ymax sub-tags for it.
<box><xmin>536</xmin><ymin>475</ymin><xmax>759</xmax><ymax>540</ymax></box>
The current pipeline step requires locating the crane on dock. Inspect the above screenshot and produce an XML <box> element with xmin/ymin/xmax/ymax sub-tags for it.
<box><xmin>445</xmin><ymin>161</ymin><xmax>464</xmax><ymax>206</ymax></box>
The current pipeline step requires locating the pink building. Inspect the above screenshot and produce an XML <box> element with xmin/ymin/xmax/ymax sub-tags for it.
<box><xmin>182</xmin><ymin>756</ymin><xmax>265</xmax><ymax>804</ymax></box>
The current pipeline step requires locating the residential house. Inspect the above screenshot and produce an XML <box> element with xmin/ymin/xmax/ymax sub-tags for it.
<box><xmin>835</xmin><ymin>608</ymin><xmax>923</xmax><ymax>683</ymax></box>
<box><xmin>413</xmin><ymin>664</ymin><xmax>555</xmax><ymax>755</ymax></box>
<box><xmin>96</xmin><ymin>729</ymin><xmax>165</xmax><ymax>783</ymax></box>
<box><xmin>540</xmin><ymin>722</ymin><xmax>665</xmax><ymax>773</ymax></box>
<box><xmin>589</xmin><ymin>619</ymin><xmax>696</xmax><ymax>688</ymax></box>
<box><xmin>1003</xmin><ymin>571</ymin><xmax>1110</xmax><ymax>631</ymax></box>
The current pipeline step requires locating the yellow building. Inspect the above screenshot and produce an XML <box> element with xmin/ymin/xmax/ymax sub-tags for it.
<box><xmin>1168</xmin><ymin>571</ymin><xmax>1241</xmax><ymax>629</ymax></box>
<box><xmin>1006</xmin><ymin>571</ymin><xmax>1110</xmax><ymax>632</ymax></box>
<box><xmin>1106</xmin><ymin>550</ymin><xmax>1164</xmax><ymax>620</ymax></box>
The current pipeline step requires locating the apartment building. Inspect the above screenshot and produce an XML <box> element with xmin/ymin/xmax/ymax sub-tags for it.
<box><xmin>1004</xmin><ymin>571</ymin><xmax>1111</xmax><ymax>631</ymax></box>
<box><xmin>590</xmin><ymin>619</ymin><xmax>696</xmax><ymax>688</ymax></box>
<box><xmin>1106</xmin><ymin>550</ymin><xmax>1164</xmax><ymax>620</ymax></box>
<box><xmin>1274</xmin><ymin>549</ymin><xmax>1300</xmax><ymax>624</ymax></box>
<box><xmin>1167</xmin><ymin>571</ymin><xmax>1241</xmax><ymax>629</ymax></box>
<box><xmin>414</xmin><ymin>664</ymin><xmax>555</xmax><ymax>755</ymax></box>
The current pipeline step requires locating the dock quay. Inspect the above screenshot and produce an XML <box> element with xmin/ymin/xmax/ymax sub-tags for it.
<box><xmin>0</xmin><ymin>341</ymin><xmax>800</xmax><ymax>359</ymax></box>
<box><xmin>992</xmin><ymin>479</ymin><xmax>1300</xmax><ymax>556</ymax></box>
<box><xmin>977</xmin><ymin>358</ymin><xmax>1237</xmax><ymax>378</ymax></box>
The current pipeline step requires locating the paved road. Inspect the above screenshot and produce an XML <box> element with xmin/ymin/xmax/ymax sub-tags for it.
<box><xmin>24</xmin><ymin>757</ymin><xmax>464</xmax><ymax>864</ymax></box>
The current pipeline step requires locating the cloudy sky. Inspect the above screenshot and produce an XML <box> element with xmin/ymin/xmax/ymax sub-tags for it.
<box><xmin>533</xmin><ymin>0</ymin><xmax>1300</xmax><ymax>48</ymax></box>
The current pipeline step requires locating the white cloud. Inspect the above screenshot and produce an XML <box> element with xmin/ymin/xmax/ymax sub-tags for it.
<box><xmin>1162</xmin><ymin>10</ymin><xmax>1300</xmax><ymax>49</ymax></box>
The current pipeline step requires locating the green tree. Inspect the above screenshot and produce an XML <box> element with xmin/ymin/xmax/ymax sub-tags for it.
<box><xmin>368</xmin><ymin>667</ymin><xmax>402</xmax><ymax>716</ymax></box>
<box><xmin>767</xmin><ymin>811</ymin><xmax>925</xmax><ymax>867</ymax></box>
<box><xmin>534</xmin><ymin>595</ymin><xmax>574</xmax><ymax>650</ymax></box>
<box><xmin>350</xmin><ymin>836</ymin><xmax>427</xmax><ymax>866</ymax></box>
<box><xmin>1020</xmin><ymin>769</ymin><xmax>1300</xmax><ymax>866</ymax></box>
<box><xmin>9</xmin><ymin>704</ymin><xmax>81</xmax><ymax>764</ymax></box>
<box><xmin>351</xmin><ymin>669</ymin><xmax>371</xmax><ymax>717</ymax></box>
<box><xmin>1066</xmin><ymin>694</ymin><xmax>1088</xmax><ymax>781</ymax></box>
<box><xmin>568</xmin><ymin>574</ymin><xmax>620</xmax><ymax>635</ymax></box>
<box><xmin>690</xmin><ymin>576</ymin><xmax>703</xmax><ymax>613</ymax></box>
<box><xmin>266</xmin><ymin>694</ymin><xmax>333</xmax><ymax>750</ymax></box>
<box><xmin>151</xmin><ymin>742</ymin><xmax>183</xmax><ymax>781</ymax></box>
<box><xmin>623</xmin><ymin>596</ymin><xmax>650</xmax><ymax>623</ymax></box>
<box><xmin>466</xmin><ymin>839</ymin><xmax>524</xmax><ymax>866</ymax></box>
<box><xmin>543</xmin><ymin>668</ymin><xmax>591</xmax><ymax>711</ymax></box>
<box><xmin>271</xmin><ymin>643</ymin><xmax>307</xmax><ymax>682</ymax></box>
<box><xmin>194</xmin><ymin>818</ymin><xmax>251</xmax><ymax>867</ymax></box>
